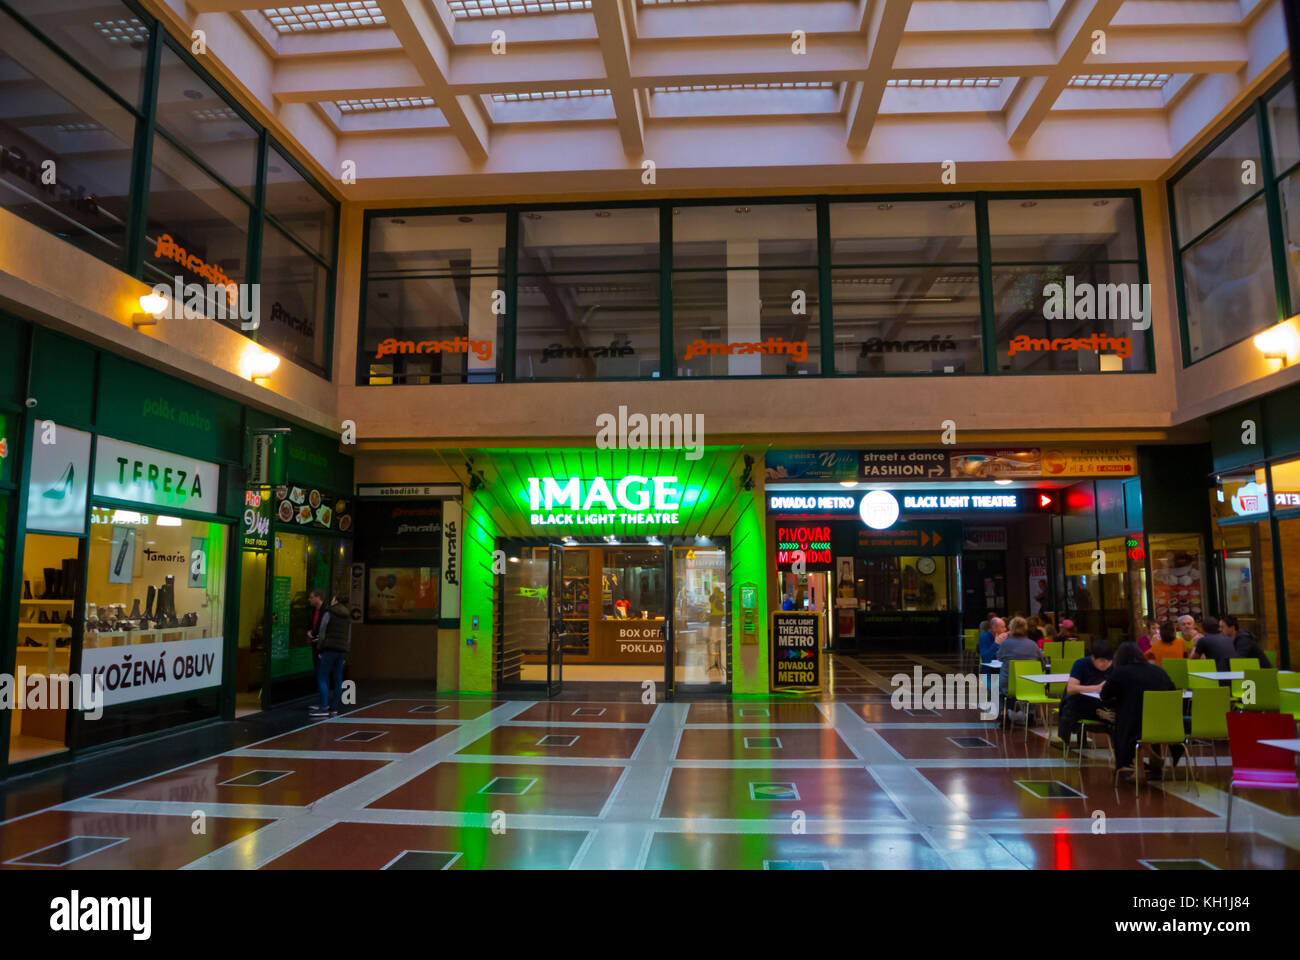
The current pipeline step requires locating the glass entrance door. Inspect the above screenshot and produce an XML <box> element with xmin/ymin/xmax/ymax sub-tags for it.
<box><xmin>546</xmin><ymin>545</ymin><xmax>581</xmax><ymax>696</ymax></box>
<box><xmin>671</xmin><ymin>544</ymin><xmax>728</xmax><ymax>691</ymax></box>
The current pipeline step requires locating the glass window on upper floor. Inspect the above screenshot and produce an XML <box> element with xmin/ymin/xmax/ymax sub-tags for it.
<box><xmin>143</xmin><ymin>133</ymin><xmax>250</xmax><ymax>319</ymax></box>
<box><xmin>6</xmin><ymin>0</ymin><xmax>150</xmax><ymax>111</ymax></box>
<box><xmin>830</xmin><ymin>200</ymin><xmax>979</xmax><ymax>375</ymax></box>
<box><xmin>264</xmin><ymin>144</ymin><xmax>336</xmax><ymax>263</ymax></box>
<box><xmin>989</xmin><ymin>197</ymin><xmax>1148</xmax><ymax>373</ymax></box>
<box><xmin>155</xmin><ymin>44</ymin><xmax>259</xmax><ymax>200</ymax></box>
<box><xmin>674</xmin><ymin>203</ymin><xmax>816</xmax><ymax>269</ymax></box>
<box><xmin>0</xmin><ymin>6</ymin><xmax>137</xmax><ymax>269</ymax></box>
<box><xmin>1173</xmin><ymin>116</ymin><xmax>1261</xmax><ymax>245</ymax></box>
<box><xmin>259</xmin><ymin>223</ymin><xmax>331</xmax><ymax>374</ymax></box>
<box><xmin>363</xmin><ymin>213</ymin><xmax>506</xmax><ymax>383</ymax></box>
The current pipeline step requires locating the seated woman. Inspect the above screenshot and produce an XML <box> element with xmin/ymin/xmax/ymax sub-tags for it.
<box><xmin>1143</xmin><ymin>620</ymin><xmax>1185</xmax><ymax>664</ymax></box>
<box><xmin>1101</xmin><ymin>641</ymin><xmax>1183</xmax><ymax>779</ymax></box>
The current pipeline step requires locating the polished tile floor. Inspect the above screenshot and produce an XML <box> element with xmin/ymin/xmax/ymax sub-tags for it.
<box><xmin>1</xmin><ymin>653</ymin><xmax>1298</xmax><ymax>869</ymax></box>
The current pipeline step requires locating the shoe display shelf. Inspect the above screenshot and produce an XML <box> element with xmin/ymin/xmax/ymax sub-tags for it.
<box><xmin>85</xmin><ymin>625</ymin><xmax>207</xmax><ymax>648</ymax></box>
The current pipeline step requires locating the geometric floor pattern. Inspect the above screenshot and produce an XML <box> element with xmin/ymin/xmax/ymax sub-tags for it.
<box><xmin>2</xmin><ymin>654</ymin><xmax>1297</xmax><ymax>869</ymax></box>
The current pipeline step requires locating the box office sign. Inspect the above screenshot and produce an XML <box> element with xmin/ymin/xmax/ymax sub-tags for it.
<box><xmin>94</xmin><ymin>437</ymin><xmax>220</xmax><ymax>514</ymax></box>
<box><xmin>81</xmin><ymin>634</ymin><xmax>223</xmax><ymax>707</ymax></box>
<box><xmin>771</xmin><ymin>611</ymin><xmax>822</xmax><ymax>691</ymax></box>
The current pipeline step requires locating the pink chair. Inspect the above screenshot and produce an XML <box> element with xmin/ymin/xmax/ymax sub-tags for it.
<box><xmin>1224</xmin><ymin>712</ymin><xmax>1299</xmax><ymax>847</ymax></box>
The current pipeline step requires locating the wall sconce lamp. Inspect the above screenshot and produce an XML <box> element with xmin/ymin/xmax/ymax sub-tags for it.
<box><xmin>740</xmin><ymin>454</ymin><xmax>755</xmax><ymax>491</ymax></box>
<box><xmin>1254</xmin><ymin>322</ymin><xmax>1300</xmax><ymax>367</ymax></box>
<box><xmin>133</xmin><ymin>291</ymin><xmax>169</xmax><ymax>328</ymax></box>
<box><xmin>241</xmin><ymin>345</ymin><xmax>280</xmax><ymax>383</ymax></box>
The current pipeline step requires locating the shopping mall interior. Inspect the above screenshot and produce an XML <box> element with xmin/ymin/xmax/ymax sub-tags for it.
<box><xmin>0</xmin><ymin>0</ymin><xmax>1298</xmax><ymax>887</ymax></box>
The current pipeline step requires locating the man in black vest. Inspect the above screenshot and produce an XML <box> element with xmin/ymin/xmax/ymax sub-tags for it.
<box><xmin>310</xmin><ymin>595</ymin><xmax>352</xmax><ymax>718</ymax></box>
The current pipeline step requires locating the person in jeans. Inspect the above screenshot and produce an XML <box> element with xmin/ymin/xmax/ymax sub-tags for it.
<box><xmin>997</xmin><ymin>616</ymin><xmax>1044</xmax><ymax>698</ymax></box>
<box><xmin>310</xmin><ymin>595</ymin><xmax>352</xmax><ymax>718</ymax></box>
<box><xmin>1053</xmin><ymin>637</ymin><xmax>1113</xmax><ymax>750</ymax></box>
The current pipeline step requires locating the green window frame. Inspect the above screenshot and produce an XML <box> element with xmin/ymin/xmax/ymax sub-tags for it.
<box><xmin>1169</xmin><ymin>74</ymin><xmax>1295</xmax><ymax>367</ymax></box>
<box><xmin>358</xmin><ymin>188</ymin><xmax>1151</xmax><ymax>385</ymax></box>
<box><xmin>0</xmin><ymin>0</ymin><xmax>340</xmax><ymax>380</ymax></box>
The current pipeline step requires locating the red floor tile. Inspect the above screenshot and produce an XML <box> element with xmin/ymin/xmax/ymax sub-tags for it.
<box><xmin>252</xmin><ymin>722</ymin><xmax>459</xmax><ymax>753</ymax></box>
<box><xmin>659</xmin><ymin>766</ymin><xmax>905</xmax><ymax>820</ymax></box>
<box><xmin>993</xmin><ymin>831</ymin><xmax>1300</xmax><ymax>870</ymax></box>
<box><xmin>367</xmin><ymin>761</ymin><xmax>624</xmax><ymax>817</ymax></box>
<box><xmin>919</xmin><ymin>766</ymin><xmax>1219</xmax><ymax>819</ymax></box>
<box><xmin>876</xmin><ymin>728</ymin><xmax>1059</xmax><ymax>760</ymax></box>
<box><xmin>686</xmin><ymin>702</ymin><xmax>829</xmax><ymax>725</ymax></box>
<box><xmin>676</xmin><ymin>727</ymin><xmax>856</xmax><ymax>760</ymax></box>
<box><xmin>264</xmin><ymin>821</ymin><xmax>589</xmax><ymax>869</ymax></box>
<box><xmin>455</xmin><ymin>724</ymin><xmax>643</xmax><ymax>759</ymax></box>
<box><xmin>101</xmin><ymin>755</ymin><xmax>390</xmax><ymax>806</ymax></box>
<box><xmin>510</xmin><ymin>701</ymin><xmax>659</xmax><ymax>724</ymax></box>
<box><xmin>0</xmin><ymin>811</ymin><xmax>270</xmax><ymax>869</ymax></box>
<box><xmin>346</xmin><ymin>699</ymin><xmax>501</xmax><ymax>720</ymax></box>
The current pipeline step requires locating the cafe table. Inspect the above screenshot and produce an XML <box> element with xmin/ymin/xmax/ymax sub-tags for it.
<box><xmin>1022</xmin><ymin>674</ymin><xmax>1071</xmax><ymax>685</ymax></box>
<box><xmin>1082</xmin><ymin>690</ymin><xmax>1192</xmax><ymax>700</ymax></box>
<box><xmin>1259</xmin><ymin>739</ymin><xmax>1300</xmax><ymax>753</ymax></box>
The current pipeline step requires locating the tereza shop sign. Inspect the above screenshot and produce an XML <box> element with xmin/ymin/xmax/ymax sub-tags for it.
<box><xmin>93</xmin><ymin>437</ymin><xmax>220</xmax><ymax>514</ymax></box>
<box><xmin>80</xmin><ymin>634</ymin><xmax>222</xmax><ymax>707</ymax></box>
<box><xmin>527</xmin><ymin>475</ymin><xmax>684</xmax><ymax>525</ymax></box>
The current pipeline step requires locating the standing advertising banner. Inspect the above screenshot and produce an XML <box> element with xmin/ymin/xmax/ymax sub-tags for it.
<box><xmin>440</xmin><ymin>499</ymin><xmax>461</xmax><ymax>620</ymax></box>
<box><xmin>270</xmin><ymin>575</ymin><xmax>291</xmax><ymax>661</ymax></box>
<box><xmin>771</xmin><ymin>611</ymin><xmax>823</xmax><ymax>691</ymax></box>
<box><xmin>1027</xmin><ymin>557</ymin><xmax>1049</xmax><ymax>617</ymax></box>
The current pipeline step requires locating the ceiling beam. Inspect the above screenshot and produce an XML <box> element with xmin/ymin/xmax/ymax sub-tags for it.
<box><xmin>845</xmin><ymin>0</ymin><xmax>914</xmax><ymax>149</ymax></box>
<box><xmin>377</xmin><ymin>0</ymin><xmax>490</xmax><ymax>163</ymax></box>
<box><xmin>1003</xmin><ymin>0</ymin><xmax>1123</xmax><ymax>147</ymax></box>
<box><xmin>593</xmin><ymin>0</ymin><xmax>644</xmax><ymax>153</ymax></box>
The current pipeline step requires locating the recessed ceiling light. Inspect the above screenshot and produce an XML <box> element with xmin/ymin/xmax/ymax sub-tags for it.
<box><xmin>1021</xmin><ymin>201</ymin><xmax>1038</xmax><ymax>208</ymax></box>
<box><xmin>949</xmin><ymin>201</ymin><xmax>966</xmax><ymax>209</ymax></box>
<box><xmin>1093</xmin><ymin>199</ymin><xmax>1109</xmax><ymax>207</ymax></box>
<box><xmin>183</xmin><ymin>89</ymin><xmax>204</xmax><ymax>100</ymax></box>
<box><xmin>877</xmin><ymin>203</ymin><xmax>893</xmax><ymax>210</ymax></box>
<box><xmin>526</xmin><ymin>213</ymin><xmax>542</xmax><ymax>220</ymax></box>
<box><xmin>458</xmin><ymin>216</ymin><xmax>473</xmax><ymax>223</ymax></box>
<box><xmin>391</xmin><ymin>218</ymin><xmax>406</xmax><ymax>224</ymax></box>
<box><xmin>595</xmin><ymin>211</ymin><xmax>611</xmax><ymax>218</ymax></box>
<box><xmin>735</xmin><ymin>207</ymin><xmax>750</xmax><ymax>214</ymax></box>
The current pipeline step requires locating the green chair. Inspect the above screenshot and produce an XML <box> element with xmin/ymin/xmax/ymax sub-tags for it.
<box><xmin>1160</xmin><ymin>658</ymin><xmax>1190</xmax><ymax>690</ymax></box>
<box><xmin>1010</xmin><ymin>660</ymin><xmax>1056</xmax><ymax>742</ymax></box>
<box><xmin>1125</xmin><ymin>689</ymin><xmax>1193</xmax><ymax>796</ymax></box>
<box><xmin>1240</xmin><ymin>669</ymin><xmax>1280</xmax><ymax>712</ymax></box>
<box><xmin>1041</xmin><ymin>641</ymin><xmax>1065</xmax><ymax>669</ymax></box>
<box><xmin>1061</xmin><ymin>640</ymin><xmax>1085</xmax><ymax>664</ymax></box>
<box><xmin>1280</xmin><ymin>689</ymin><xmax>1300</xmax><ymax>723</ymax></box>
<box><xmin>1075</xmin><ymin>717</ymin><xmax>1110</xmax><ymax>769</ymax></box>
<box><xmin>1229</xmin><ymin>658</ymin><xmax>1260</xmax><ymax>699</ymax></box>
<box><xmin>1188</xmin><ymin>672</ymin><xmax>1219</xmax><ymax>689</ymax></box>
<box><xmin>963</xmin><ymin>628</ymin><xmax>979</xmax><ymax>652</ymax></box>
<box><xmin>1188</xmin><ymin>687</ymin><xmax>1231</xmax><ymax>784</ymax></box>
<box><xmin>1188</xmin><ymin>662</ymin><xmax>1218</xmax><ymax>689</ymax></box>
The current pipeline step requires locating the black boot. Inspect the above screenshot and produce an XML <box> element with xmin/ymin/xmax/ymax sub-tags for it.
<box><xmin>128</xmin><ymin>598</ymin><xmax>142</xmax><ymax>620</ymax></box>
<box><xmin>42</xmin><ymin>568</ymin><xmax>56</xmax><ymax>599</ymax></box>
<box><xmin>145</xmin><ymin>585</ymin><xmax>156</xmax><ymax>623</ymax></box>
<box><xmin>38</xmin><ymin>610</ymin><xmax>49</xmax><ymax>623</ymax></box>
<box><xmin>23</xmin><ymin>580</ymin><xmax>32</xmax><ymax>599</ymax></box>
<box><xmin>62</xmin><ymin>558</ymin><xmax>79</xmax><ymax>600</ymax></box>
<box><xmin>159</xmin><ymin>577</ymin><xmax>178</xmax><ymax>627</ymax></box>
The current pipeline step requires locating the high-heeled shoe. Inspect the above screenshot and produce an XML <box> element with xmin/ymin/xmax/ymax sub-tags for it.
<box><xmin>22</xmin><ymin>637</ymin><xmax>40</xmax><ymax>647</ymax></box>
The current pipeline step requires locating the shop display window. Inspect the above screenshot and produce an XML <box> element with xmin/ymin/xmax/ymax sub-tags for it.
<box><xmin>85</xmin><ymin>507</ymin><xmax>226</xmax><ymax>647</ymax></box>
<box><xmin>10</xmin><ymin>532</ymin><xmax>80</xmax><ymax>763</ymax></box>
<box><xmin>1147</xmin><ymin>533</ymin><xmax>1206</xmax><ymax>628</ymax></box>
<box><xmin>1275</xmin><ymin>517</ymin><xmax>1300</xmax><ymax>669</ymax></box>
<box><xmin>270</xmin><ymin>531</ymin><xmax>352</xmax><ymax>678</ymax></box>
<box><xmin>236</xmin><ymin>549</ymin><xmax>267</xmax><ymax>717</ymax></box>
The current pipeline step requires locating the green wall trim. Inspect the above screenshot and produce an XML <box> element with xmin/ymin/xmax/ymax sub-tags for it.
<box><xmin>458</xmin><ymin>447</ymin><xmax>769</xmax><ymax>694</ymax></box>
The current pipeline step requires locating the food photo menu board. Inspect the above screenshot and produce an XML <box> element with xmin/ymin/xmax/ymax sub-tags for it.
<box><xmin>273</xmin><ymin>484</ymin><xmax>353</xmax><ymax>533</ymax></box>
<box><xmin>1150</xmin><ymin>534</ymin><xmax>1204</xmax><ymax>623</ymax></box>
